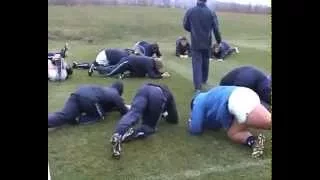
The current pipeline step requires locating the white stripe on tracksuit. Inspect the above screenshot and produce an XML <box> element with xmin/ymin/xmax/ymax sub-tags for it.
<box><xmin>108</xmin><ymin>60</ymin><xmax>129</xmax><ymax>76</ymax></box>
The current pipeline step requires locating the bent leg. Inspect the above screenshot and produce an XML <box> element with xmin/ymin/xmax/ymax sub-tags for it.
<box><xmin>48</xmin><ymin>95</ymin><xmax>80</xmax><ymax>128</ymax></box>
<box><xmin>114</xmin><ymin>96</ymin><xmax>148</xmax><ymax>136</ymax></box>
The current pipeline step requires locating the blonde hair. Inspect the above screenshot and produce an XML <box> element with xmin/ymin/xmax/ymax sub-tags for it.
<box><xmin>154</xmin><ymin>59</ymin><xmax>164</xmax><ymax>72</ymax></box>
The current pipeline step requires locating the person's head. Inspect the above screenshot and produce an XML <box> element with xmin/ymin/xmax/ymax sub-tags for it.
<box><xmin>213</xmin><ymin>43</ymin><xmax>221</xmax><ymax>53</ymax></box>
<box><xmin>154</xmin><ymin>58</ymin><xmax>164</xmax><ymax>73</ymax></box>
<box><xmin>180</xmin><ymin>36</ymin><xmax>188</xmax><ymax>46</ymax></box>
<box><xmin>151</xmin><ymin>43</ymin><xmax>160</xmax><ymax>54</ymax></box>
<box><xmin>110</xmin><ymin>81</ymin><xmax>124</xmax><ymax>96</ymax></box>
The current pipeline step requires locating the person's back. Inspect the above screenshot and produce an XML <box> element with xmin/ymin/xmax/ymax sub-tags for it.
<box><xmin>190</xmin><ymin>86</ymin><xmax>237</xmax><ymax>134</ymax></box>
<box><xmin>73</xmin><ymin>85</ymin><xmax>105</xmax><ymax>102</ymax></box>
<box><xmin>106</xmin><ymin>48</ymin><xmax>130</xmax><ymax>65</ymax></box>
<box><xmin>220</xmin><ymin>66</ymin><xmax>270</xmax><ymax>104</ymax></box>
<box><xmin>184</xmin><ymin>1</ymin><xmax>220</xmax><ymax>50</ymax></box>
<box><xmin>127</xmin><ymin>55</ymin><xmax>156</xmax><ymax>77</ymax></box>
<box><xmin>183</xmin><ymin>0</ymin><xmax>222</xmax><ymax>91</ymax></box>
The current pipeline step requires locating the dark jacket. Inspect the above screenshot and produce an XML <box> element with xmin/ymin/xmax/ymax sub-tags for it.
<box><xmin>183</xmin><ymin>1</ymin><xmax>221</xmax><ymax>50</ymax></box>
<box><xmin>146</xmin><ymin>83</ymin><xmax>179</xmax><ymax>124</ymax></box>
<box><xmin>106</xmin><ymin>48</ymin><xmax>130</xmax><ymax>65</ymax></box>
<box><xmin>176</xmin><ymin>37</ymin><xmax>191</xmax><ymax>56</ymax></box>
<box><xmin>219</xmin><ymin>66</ymin><xmax>271</xmax><ymax>104</ymax></box>
<box><xmin>125</xmin><ymin>55</ymin><xmax>162</xmax><ymax>79</ymax></box>
<box><xmin>72</xmin><ymin>84</ymin><xmax>128</xmax><ymax>116</ymax></box>
<box><xmin>136</xmin><ymin>41</ymin><xmax>162</xmax><ymax>57</ymax></box>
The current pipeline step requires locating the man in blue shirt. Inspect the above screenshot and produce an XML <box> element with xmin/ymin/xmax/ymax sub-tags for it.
<box><xmin>188</xmin><ymin>86</ymin><xmax>271</xmax><ymax>158</ymax></box>
<box><xmin>183</xmin><ymin>0</ymin><xmax>222</xmax><ymax>91</ymax></box>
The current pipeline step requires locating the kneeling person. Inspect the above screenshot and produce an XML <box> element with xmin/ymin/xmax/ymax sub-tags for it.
<box><xmin>93</xmin><ymin>55</ymin><xmax>170</xmax><ymax>79</ymax></box>
<box><xmin>189</xmin><ymin>86</ymin><xmax>271</xmax><ymax>158</ymax></box>
<box><xmin>133</xmin><ymin>41</ymin><xmax>162</xmax><ymax>58</ymax></box>
<box><xmin>211</xmin><ymin>41</ymin><xmax>239</xmax><ymax>61</ymax></box>
<box><xmin>48</xmin><ymin>54</ymin><xmax>73</xmax><ymax>81</ymax></box>
<box><xmin>220</xmin><ymin>66</ymin><xmax>271</xmax><ymax>110</ymax></box>
<box><xmin>72</xmin><ymin>48</ymin><xmax>132</xmax><ymax>75</ymax></box>
<box><xmin>176</xmin><ymin>36</ymin><xmax>191</xmax><ymax>58</ymax></box>
<box><xmin>48</xmin><ymin>81</ymin><xmax>128</xmax><ymax>129</ymax></box>
<box><xmin>110</xmin><ymin>83</ymin><xmax>179</xmax><ymax>159</ymax></box>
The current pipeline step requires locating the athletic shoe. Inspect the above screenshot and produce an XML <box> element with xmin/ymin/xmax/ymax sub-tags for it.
<box><xmin>111</xmin><ymin>133</ymin><xmax>122</xmax><ymax>159</ymax></box>
<box><xmin>121</xmin><ymin>128</ymin><xmax>136</xmax><ymax>143</ymax></box>
<box><xmin>209</xmin><ymin>58</ymin><xmax>214</xmax><ymax>61</ymax></box>
<box><xmin>72</xmin><ymin>61</ymin><xmax>78</xmax><ymax>69</ymax></box>
<box><xmin>235</xmin><ymin>47</ymin><xmax>240</xmax><ymax>53</ymax></box>
<box><xmin>88</xmin><ymin>64</ymin><xmax>95</xmax><ymax>76</ymax></box>
<box><xmin>217</xmin><ymin>59</ymin><xmax>224</xmax><ymax>62</ymax></box>
<box><xmin>252</xmin><ymin>133</ymin><xmax>266</xmax><ymax>158</ymax></box>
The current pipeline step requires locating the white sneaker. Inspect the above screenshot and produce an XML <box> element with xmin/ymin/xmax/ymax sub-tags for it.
<box><xmin>217</xmin><ymin>59</ymin><xmax>224</xmax><ymax>62</ymax></box>
<box><xmin>235</xmin><ymin>47</ymin><xmax>240</xmax><ymax>53</ymax></box>
<box><xmin>209</xmin><ymin>58</ymin><xmax>213</xmax><ymax>61</ymax></box>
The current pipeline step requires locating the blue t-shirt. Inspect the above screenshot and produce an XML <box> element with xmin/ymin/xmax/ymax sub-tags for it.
<box><xmin>189</xmin><ymin>86</ymin><xmax>237</xmax><ymax>134</ymax></box>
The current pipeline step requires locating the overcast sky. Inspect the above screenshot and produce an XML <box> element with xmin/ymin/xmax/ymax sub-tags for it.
<box><xmin>217</xmin><ymin>0</ymin><xmax>271</xmax><ymax>6</ymax></box>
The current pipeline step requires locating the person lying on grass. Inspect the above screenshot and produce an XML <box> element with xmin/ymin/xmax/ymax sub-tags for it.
<box><xmin>132</xmin><ymin>40</ymin><xmax>162</xmax><ymax>59</ymax></box>
<box><xmin>48</xmin><ymin>81</ymin><xmax>129</xmax><ymax>130</ymax></box>
<box><xmin>48</xmin><ymin>54</ymin><xmax>73</xmax><ymax>81</ymax></box>
<box><xmin>188</xmin><ymin>86</ymin><xmax>271</xmax><ymax>158</ymax></box>
<box><xmin>176</xmin><ymin>36</ymin><xmax>191</xmax><ymax>59</ymax></box>
<box><xmin>90</xmin><ymin>55</ymin><xmax>171</xmax><ymax>79</ymax></box>
<box><xmin>110</xmin><ymin>83</ymin><xmax>178</xmax><ymax>159</ymax></box>
<box><xmin>71</xmin><ymin>48</ymin><xmax>133</xmax><ymax>75</ymax></box>
<box><xmin>48</xmin><ymin>42</ymin><xmax>68</xmax><ymax>61</ymax></box>
<box><xmin>210</xmin><ymin>41</ymin><xmax>239</xmax><ymax>61</ymax></box>
<box><xmin>219</xmin><ymin>66</ymin><xmax>271</xmax><ymax>111</ymax></box>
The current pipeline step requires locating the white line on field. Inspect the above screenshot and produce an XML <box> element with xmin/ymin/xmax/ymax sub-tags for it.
<box><xmin>145</xmin><ymin>159</ymin><xmax>271</xmax><ymax>180</ymax></box>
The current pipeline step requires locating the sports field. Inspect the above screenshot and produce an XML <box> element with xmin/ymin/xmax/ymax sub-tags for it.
<box><xmin>48</xmin><ymin>5</ymin><xmax>271</xmax><ymax>180</ymax></box>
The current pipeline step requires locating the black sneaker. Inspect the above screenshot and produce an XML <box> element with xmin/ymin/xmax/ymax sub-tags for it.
<box><xmin>88</xmin><ymin>64</ymin><xmax>95</xmax><ymax>76</ymax></box>
<box><xmin>111</xmin><ymin>133</ymin><xmax>122</xmax><ymax>159</ymax></box>
<box><xmin>72</xmin><ymin>61</ymin><xmax>78</xmax><ymax>69</ymax></box>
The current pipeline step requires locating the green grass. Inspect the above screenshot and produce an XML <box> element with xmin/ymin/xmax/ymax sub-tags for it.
<box><xmin>48</xmin><ymin>5</ymin><xmax>271</xmax><ymax>180</ymax></box>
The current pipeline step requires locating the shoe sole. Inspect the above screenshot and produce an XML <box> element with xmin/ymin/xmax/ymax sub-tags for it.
<box><xmin>252</xmin><ymin>134</ymin><xmax>266</xmax><ymax>158</ymax></box>
<box><xmin>111</xmin><ymin>141</ymin><xmax>121</xmax><ymax>159</ymax></box>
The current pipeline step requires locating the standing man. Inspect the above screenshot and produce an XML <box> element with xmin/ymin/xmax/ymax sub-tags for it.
<box><xmin>183</xmin><ymin>0</ymin><xmax>222</xmax><ymax>92</ymax></box>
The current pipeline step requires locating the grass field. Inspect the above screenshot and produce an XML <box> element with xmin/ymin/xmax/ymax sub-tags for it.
<box><xmin>48</xmin><ymin>5</ymin><xmax>271</xmax><ymax>180</ymax></box>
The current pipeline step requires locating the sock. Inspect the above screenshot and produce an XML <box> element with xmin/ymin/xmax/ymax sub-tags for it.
<box><xmin>245</xmin><ymin>136</ymin><xmax>256</xmax><ymax>148</ymax></box>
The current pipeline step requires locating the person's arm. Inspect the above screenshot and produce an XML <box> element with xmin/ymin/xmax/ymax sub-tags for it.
<box><xmin>147</xmin><ymin>64</ymin><xmax>163</xmax><ymax>79</ymax></box>
<box><xmin>111</xmin><ymin>94</ymin><xmax>129</xmax><ymax>115</ymax></box>
<box><xmin>188</xmin><ymin>101</ymin><xmax>205</xmax><ymax>135</ymax></box>
<box><xmin>165</xmin><ymin>95</ymin><xmax>179</xmax><ymax>124</ymax></box>
<box><xmin>186</xmin><ymin>43</ymin><xmax>191</xmax><ymax>56</ymax></box>
<box><xmin>156</xmin><ymin>50</ymin><xmax>162</xmax><ymax>58</ymax></box>
<box><xmin>212</xmin><ymin>11</ymin><xmax>222</xmax><ymax>44</ymax></box>
<box><xmin>176</xmin><ymin>43</ymin><xmax>181</xmax><ymax>56</ymax></box>
<box><xmin>183</xmin><ymin>10</ymin><xmax>191</xmax><ymax>32</ymax></box>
